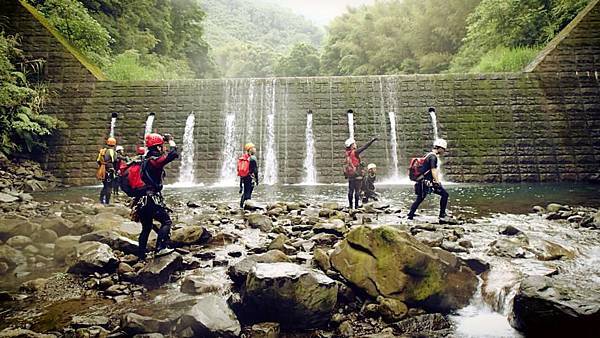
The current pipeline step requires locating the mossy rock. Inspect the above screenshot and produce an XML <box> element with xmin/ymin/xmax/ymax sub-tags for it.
<box><xmin>330</xmin><ymin>225</ymin><xmax>477</xmax><ymax>313</ymax></box>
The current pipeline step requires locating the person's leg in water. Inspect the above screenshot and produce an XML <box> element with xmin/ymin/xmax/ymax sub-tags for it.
<box><xmin>354</xmin><ymin>178</ymin><xmax>363</xmax><ymax>209</ymax></box>
<box><xmin>433</xmin><ymin>185</ymin><xmax>449</xmax><ymax>218</ymax></box>
<box><xmin>137</xmin><ymin>208</ymin><xmax>154</xmax><ymax>260</ymax></box>
<box><xmin>407</xmin><ymin>181</ymin><xmax>428</xmax><ymax>219</ymax></box>
<box><xmin>347</xmin><ymin>179</ymin><xmax>356</xmax><ymax>209</ymax></box>
<box><xmin>153</xmin><ymin>205</ymin><xmax>173</xmax><ymax>254</ymax></box>
<box><xmin>100</xmin><ymin>174</ymin><xmax>113</xmax><ymax>204</ymax></box>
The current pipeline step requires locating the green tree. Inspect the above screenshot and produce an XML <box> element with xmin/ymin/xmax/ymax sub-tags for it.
<box><xmin>275</xmin><ymin>42</ymin><xmax>320</xmax><ymax>77</ymax></box>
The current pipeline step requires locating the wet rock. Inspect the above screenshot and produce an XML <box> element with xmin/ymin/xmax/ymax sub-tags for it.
<box><xmin>330</xmin><ymin>226</ymin><xmax>477</xmax><ymax>313</ymax></box>
<box><xmin>415</xmin><ymin>231</ymin><xmax>444</xmax><ymax>247</ymax></box>
<box><xmin>458</xmin><ymin>240</ymin><xmax>473</xmax><ymax>249</ymax></box>
<box><xmin>322</xmin><ymin>202</ymin><xmax>341</xmax><ymax>211</ymax></box>
<box><xmin>532</xmin><ymin>205</ymin><xmax>545</xmax><ymax>214</ymax></box>
<box><xmin>244</xmin><ymin>200</ymin><xmax>266</xmax><ymax>211</ymax></box>
<box><xmin>19</xmin><ymin>278</ymin><xmax>47</xmax><ymax>293</ymax></box>
<box><xmin>133</xmin><ymin>334</ymin><xmax>164</xmax><ymax>338</ymax></box>
<box><xmin>170</xmin><ymin>226</ymin><xmax>211</xmax><ymax>247</ymax></box>
<box><xmin>393</xmin><ymin>313</ymin><xmax>452</xmax><ymax>336</ymax></box>
<box><xmin>227</xmin><ymin>250</ymin><xmax>291</xmax><ymax>286</ymax></box>
<box><xmin>567</xmin><ymin>215</ymin><xmax>584</xmax><ymax>223</ymax></box>
<box><xmin>313</xmin><ymin>219</ymin><xmax>348</xmax><ymax>236</ymax></box>
<box><xmin>499</xmin><ymin>225</ymin><xmax>523</xmax><ymax>236</ymax></box>
<box><xmin>0</xmin><ymin>328</ymin><xmax>55</xmax><ymax>337</ymax></box>
<box><xmin>267</xmin><ymin>234</ymin><xmax>287</xmax><ymax>251</ymax></box>
<box><xmin>313</xmin><ymin>248</ymin><xmax>331</xmax><ymax>271</ymax></box>
<box><xmin>54</xmin><ymin>235</ymin><xmax>81</xmax><ymax>262</ymax></box>
<box><xmin>310</xmin><ymin>233</ymin><xmax>339</xmax><ymax>247</ymax></box>
<box><xmin>39</xmin><ymin>216</ymin><xmax>77</xmax><ymax>236</ymax></box>
<box><xmin>338</xmin><ymin>321</ymin><xmax>354</xmax><ymax>337</ymax></box>
<box><xmin>377</xmin><ymin>296</ymin><xmax>408</xmax><ymax>322</ymax></box>
<box><xmin>0</xmin><ymin>244</ymin><xmax>26</xmax><ymax>269</ymax></box>
<box><xmin>546</xmin><ymin>203</ymin><xmax>568</xmax><ymax>213</ymax></box>
<box><xmin>186</xmin><ymin>201</ymin><xmax>201</xmax><ymax>208</ymax></box>
<box><xmin>181</xmin><ymin>270</ymin><xmax>229</xmax><ymax>295</ymax></box>
<box><xmin>463</xmin><ymin>258</ymin><xmax>490</xmax><ymax>275</ymax></box>
<box><xmin>80</xmin><ymin>231</ymin><xmax>139</xmax><ymax>255</ymax></box>
<box><xmin>441</xmin><ymin>241</ymin><xmax>469</xmax><ymax>253</ymax></box>
<box><xmin>245</xmin><ymin>214</ymin><xmax>273</xmax><ymax>232</ymax></box>
<box><xmin>118</xmin><ymin>262</ymin><xmax>134</xmax><ymax>274</ymax></box>
<box><xmin>246</xmin><ymin>322</ymin><xmax>280</xmax><ymax>338</ymax></box>
<box><xmin>137</xmin><ymin>253</ymin><xmax>183</xmax><ymax>289</ymax></box>
<box><xmin>66</xmin><ymin>242</ymin><xmax>118</xmax><ymax>275</ymax></box>
<box><xmin>0</xmin><ymin>262</ymin><xmax>9</xmax><ymax>275</ymax></box>
<box><xmin>0</xmin><ymin>192</ymin><xmax>19</xmax><ymax>203</ymax></box>
<box><xmin>31</xmin><ymin>229</ymin><xmax>58</xmax><ymax>244</ymax></box>
<box><xmin>487</xmin><ymin>237</ymin><xmax>529</xmax><ymax>258</ymax></box>
<box><xmin>241</xmin><ymin>262</ymin><xmax>338</xmax><ymax>329</ymax></box>
<box><xmin>534</xmin><ymin>240</ymin><xmax>575</xmax><ymax>261</ymax></box>
<box><xmin>71</xmin><ymin>315</ymin><xmax>110</xmax><ymax>328</ymax></box>
<box><xmin>6</xmin><ymin>235</ymin><xmax>32</xmax><ymax>249</ymax></box>
<box><xmin>121</xmin><ymin>313</ymin><xmax>171</xmax><ymax>335</ymax></box>
<box><xmin>177</xmin><ymin>295</ymin><xmax>241</xmax><ymax>337</ymax></box>
<box><xmin>90</xmin><ymin>212</ymin><xmax>128</xmax><ymax>232</ymax></box>
<box><xmin>510</xmin><ymin>276</ymin><xmax>600</xmax><ymax>337</ymax></box>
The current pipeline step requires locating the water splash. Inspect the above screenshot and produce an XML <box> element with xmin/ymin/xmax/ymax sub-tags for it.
<box><xmin>109</xmin><ymin>117</ymin><xmax>116</xmax><ymax>138</ymax></box>
<box><xmin>262</xmin><ymin>79</ymin><xmax>278</xmax><ymax>185</ymax></box>
<box><xmin>302</xmin><ymin>111</ymin><xmax>317</xmax><ymax>185</ymax></box>
<box><xmin>246</xmin><ymin>80</ymin><xmax>256</xmax><ymax>141</ymax></box>
<box><xmin>177</xmin><ymin>112</ymin><xmax>196</xmax><ymax>186</ymax></box>
<box><xmin>218</xmin><ymin>111</ymin><xmax>238</xmax><ymax>186</ymax></box>
<box><xmin>429</xmin><ymin>108</ymin><xmax>439</xmax><ymax>140</ymax></box>
<box><xmin>144</xmin><ymin>113</ymin><xmax>155</xmax><ymax>136</ymax></box>
<box><xmin>347</xmin><ymin>110</ymin><xmax>355</xmax><ymax>139</ymax></box>
<box><xmin>387</xmin><ymin>111</ymin><xmax>399</xmax><ymax>179</ymax></box>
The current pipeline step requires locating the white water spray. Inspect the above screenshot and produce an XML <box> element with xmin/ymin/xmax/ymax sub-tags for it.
<box><xmin>218</xmin><ymin>111</ymin><xmax>238</xmax><ymax>186</ymax></box>
<box><xmin>109</xmin><ymin>117</ymin><xmax>116</xmax><ymax>138</ymax></box>
<box><xmin>347</xmin><ymin>110</ymin><xmax>355</xmax><ymax>139</ymax></box>
<box><xmin>144</xmin><ymin>114</ymin><xmax>155</xmax><ymax>136</ymax></box>
<box><xmin>246</xmin><ymin>80</ymin><xmax>256</xmax><ymax>140</ymax></box>
<box><xmin>177</xmin><ymin>112</ymin><xmax>196</xmax><ymax>185</ymax></box>
<box><xmin>262</xmin><ymin>80</ymin><xmax>278</xmax><ymax>185</ymax></box>
<box><xmin>388</xmin><ymin>111</ymin><xmax>399</xmax><ymax>179</ymax></box>
<box><xmin>302</xmin><ymin>111</ymin><xmax>317</xmax><ymax>184</ymax></box>
<box><xmin>429</xmin><ymin>108</ymin><xmax>439</xmax><ymax>140</ymax></box>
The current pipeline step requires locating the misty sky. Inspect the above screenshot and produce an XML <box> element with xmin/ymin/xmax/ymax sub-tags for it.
<box><xmin>265</xmin><ymin>0</ymin><xmax>376</xmax><ymax>26</ymax></box>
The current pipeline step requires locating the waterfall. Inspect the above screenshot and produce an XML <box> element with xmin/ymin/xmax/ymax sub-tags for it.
<box><xmin>302</xmin><ymin>111</ymin><xmax>317</xmax><ymax>184</ymax></box>
<box><xmin>177</xmin><ymin>112</ymin><xmax>196</xmax><ymax>185</ymax></box>
<box><xmin>218</xmin><ymin>111</ymin><xmax>238</xmax><ymax>186</ymax></box>
<box><xmin>262</xmin><ymin>79</ymin><xmax>278</xmax><ymax>185</ymax></box>
<box><xmin>246</xmin><ymin>80</ymin><xmax>256</xmax><ymax>141</ymax></box>
<box><xmin>144</xmin><ymin>113</ymin><xmax>155</xmax><ymax>136</ymax></box>
<box><xmin>109</xmin><ymin>117</ymin><xmax>116</xmax><ymax>138</ymax></box>
<box><xmin>347</xmin><ymin>110</ymin><xmax>355</xmax><ymax>139</ymax></box>
<box><xmin>388</xmin><ymin>111</ymin><xmax>400</xmax><ymax>179</ymax></box>
<box><xmin>429</xmin><ymin>108</ymin><xmax>439</xmax><ymax>140</ymax></box>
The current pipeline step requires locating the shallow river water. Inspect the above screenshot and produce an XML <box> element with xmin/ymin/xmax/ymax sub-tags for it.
<box><xmin>7</xmin><ymin>182</ymin><xmax>600</xmax><ymax>337</ymax></box>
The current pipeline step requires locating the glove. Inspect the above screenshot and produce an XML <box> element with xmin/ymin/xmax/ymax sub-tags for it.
<box><xmin>432</xmin><ymin>181</ymin><xmax>441</xmax><ymax>189</ymax></box>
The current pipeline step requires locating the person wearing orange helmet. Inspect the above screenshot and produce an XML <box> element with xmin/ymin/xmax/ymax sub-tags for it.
<box><xmin>96</xmin><ymin>137</ymin><xmax>118</xmax><ymax>204</ymax></box>
<box><xmin>238</xmin><ymin>142</ymin><xmax>259</xmax><ymax>208</ymax></box>
<box><xmin>131</xmin><ymin>132</ymin><xmax>178</xmax><ymax>259</ymax></box>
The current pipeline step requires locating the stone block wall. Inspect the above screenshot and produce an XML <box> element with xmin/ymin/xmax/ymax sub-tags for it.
<box><xmin>43</xmin><ymin>73</ymin><xmax>600</xmax><ymax>185</ymax></box>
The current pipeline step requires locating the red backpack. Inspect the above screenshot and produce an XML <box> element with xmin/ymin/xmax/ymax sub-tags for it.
<box><xmin>120</xmin><ymin>160</ymin><xmax>149</xmax><ymax>197</ymax></box>
<box><xmin>237</xmin><ymin>154</ymin><xmax>251</xmax><ymax>177</ymax></box>
<box><xmin>408</xmin><ymin>153</ymin><xmax>433</xmax><ymax>181</ymax></box>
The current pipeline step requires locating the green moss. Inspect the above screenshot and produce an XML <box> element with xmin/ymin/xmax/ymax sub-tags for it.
<box><xmin>377</xmin><ymin>226</ymin><xmax>400</xmax><ymax>245</ymax></box>
<box><xmin>18</xmin><ymin>0</ymin><xmax>106</xmax><ymax>81</ymax></box>
<box><xmin>409</xmin><ymin>263</ymin><xmax>443</xmax><ymax>301</ymax></box>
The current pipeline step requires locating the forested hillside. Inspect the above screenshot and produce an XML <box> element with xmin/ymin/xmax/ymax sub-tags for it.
<box><xmin>201</xmin><ymin>0</ymin><xmax>323</xmax><ymax>78</ymax></box>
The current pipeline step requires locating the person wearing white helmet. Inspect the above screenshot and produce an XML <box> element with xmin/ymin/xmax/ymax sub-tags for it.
<box><xmin>407</xmin><ymin>138</ymin><xmax>450</xmax><ymax>223</ymax></box>
<box><xmin>344</xmin><ymin>136</ymin><xmax>378</xmax><ymax>209</ymax></box>
<box><xmin>361</xmin><ymin>163</ymin><xmax>379</xmax><ymax>203</ymax></box>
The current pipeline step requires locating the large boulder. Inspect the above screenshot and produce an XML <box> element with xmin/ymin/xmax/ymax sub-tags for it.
<box><xmin>181</xmin><ymin>269</ymin><xmax>230</xmax><ymax>295</ymax></box>
<box><xmin>227</xmin><ymin>250</ymin><xmax>291</xmax><ymax>286</ymax></box>
<box><xmin>121</xmin><ymin>313</ymin><xmax>171</xmax><ymax>335</ymax></box>
<box><xmin>80</xmin><ymin>231</ymin><xmax>139</xmax><ymax>255</ymax></box>
<box><xmin>240</xmin><ymin>262</ymin><xmax>338</xmax><ymax>329</ymax></box>
<box><xmin>66</xmin><ymin>242</ymin><xmax>118</xmax><ymax>274</ymax></box>
<box><xmin>245</xmin><ymin>214</ymin><xmax>273</xmax><ymax>232</ymax></box>
<box><xmin>313</xmin><ymin>219</ymin><xmax>348</xmax><ymax>236</ymax></box>
<box><xmin>510</xmin><ymin>276</ymin><xmax>600</xmax><ymax>337</ymax></box>
<box><xmin>170</xmin><ymin>226</ymin><xmax>211</xmax><ymax>247</ymax></box>
<box><xmin>39</xmin><ymin>216</ymin><xmax>77</xmax><ymax>236</ymax></box>
<box><xmin>54</xmin><ymin>236</ymin><xmax>81</xmax><ymax>262</ymax></box>
<box><xmin>0</xmin><ymin>245</ymin><xmax>26</xmax><ymax>270</ymax></box>
<box><xmin>330</xmin><ymin>226</ymin><xmax>477</xmax><ymax>313</ymax></box>
<box><xmin>137</xmin><ymin>253</ymin><xmax>183</xmax><ymax>289</ymax></box>
<box><xmin>177</xmin><ymin>295</ymin><xmax>241</xmax><ymax>337</ymax></box>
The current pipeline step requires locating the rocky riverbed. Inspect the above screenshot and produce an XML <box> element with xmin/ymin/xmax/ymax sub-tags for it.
<box><xmin>0</xmin><ymin>183</ymin><xmax>599</xmax><ymax>338</ymax></box>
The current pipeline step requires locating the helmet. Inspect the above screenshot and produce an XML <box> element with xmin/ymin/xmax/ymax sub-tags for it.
<box><xmin>145</xmin><ymin>133</ymin><xmax>164</xmax><ymax>147</ymax></box>
<box><xmin>115</xmin><ymin>145</ymin><xmax>124</xmax><ymax>152</ymax></box>
<box><xmin>433</xmin><ymin>138</ymin><xmax>447</xmax><ymax>149</ymax></box>
<box><xmin>244</xmin><ymin>143</ymin><xmax>255</xmax><ymax>152</ymax></box>
<box><xmin>136</xmin><ymin>146</ymin><xmax>146</xmax><ymax>155</ymax></box>
<box><xmin>367</xmin><ymin>163</ymin><xmax>376</xmax><ymax>170</ymax></box>
<box><xmin>344</xmin><ymin>138</ymin><xmax>355</xmax><ymax>148</ymax></box>
<box><xmin>106</xmin><ymin>137</ymin><xmax>117</xmax><ymax>146</ymax></box>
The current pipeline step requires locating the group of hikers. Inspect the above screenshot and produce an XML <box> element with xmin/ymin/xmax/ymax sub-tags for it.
<box><xmin>96</xmin><ymin>129</ymin><xmax>449</xmax><ymax>261</ymax></box>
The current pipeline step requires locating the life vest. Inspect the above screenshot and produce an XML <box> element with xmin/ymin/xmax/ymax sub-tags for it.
<box><xmin>237</xmin><ymin>153</ymin><xmax>251</xmax><ymax>177</ymax></box>
<box><xmin>344</xmin><ymin>149</ymin><xmax>361</xmax><ymax>178</ymax></box>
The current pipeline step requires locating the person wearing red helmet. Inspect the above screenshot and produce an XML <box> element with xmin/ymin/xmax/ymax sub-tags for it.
<box><xmin>96</xmin><ymin>137</ymin><xmax>118</xmax><ymax>204</ymax></box>
<box><xmin>131</xmin><ymin>132</ymin><xmax>178</xmax><ymax>259</ymax></box>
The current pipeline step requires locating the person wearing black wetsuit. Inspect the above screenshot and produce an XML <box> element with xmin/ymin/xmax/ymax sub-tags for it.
<box><xmin>407</xmin><ymin>138</ymin><xmax>450</xmax><ymax>223</ymax></box>
<box><xmin>344</xmin><ymin>137</ymin><xmax>377</xmax><ymax>209</ymax></box>
<box><xmin>132</xmin><ymin>133</ymin><xmax>178</xmax><ymax>260</ymax></box>
<box><xmin>239</xmin><ymin>143</ymin><xmax>259</xmax><ymax>208</ymax></box>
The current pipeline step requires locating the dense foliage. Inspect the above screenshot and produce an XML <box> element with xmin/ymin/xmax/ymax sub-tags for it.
<box><xmin>201</xmin><ymin>0</ymin><xmax>323</xmax><ymax>78</ymax></box>
<box><xmin>0</xmin><ymin>32</ymin><xmax>65</xmax><ymax>155</ymax></box>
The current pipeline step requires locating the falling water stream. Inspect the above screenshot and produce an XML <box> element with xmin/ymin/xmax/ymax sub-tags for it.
<box><xmin>176</xmin><ymin>113</ymin><xmax>196</xmax><ymax>186</ymax></box>
<box><xmin>430</xmin><ymin>108</ymin><xmax>439</xmax><ymax>140</ymax></box>
<box><xmin>144</xmin><ymin>113</ymin><xmax>155</xmax><ymax>136</ymax></box>
<box><xmin>109</xmin><ymin>117</ymin><xmax>116</xmax><ymax>138</ymax></box>
<box><xmin>218</xmin><ymin>111</ymin><xmax>238</xmax><ymax>186</ymax></box>
<box><xmin>347</xmin><ymin>111</ymin><xmax>355</xmax><ymax>139</ymax></box>
<box><xmin>262</xmin><ymin>80</ymin><xmax>278</xmax><ymax>185</ymax></box>
<box><xmin>302</xmin><ymin>111</ymin><xmax>317</xmax><ymax>185</ymax></box>
<box><xmin>387</xmin><ymin>111</ymin><xmax>400</xmax><ymax>179</ymax></box>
